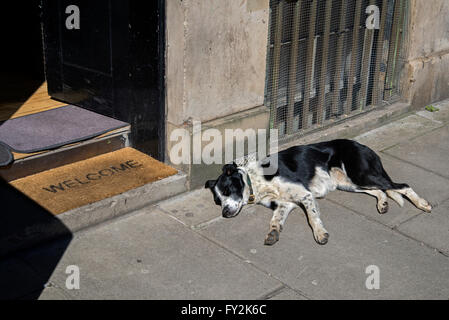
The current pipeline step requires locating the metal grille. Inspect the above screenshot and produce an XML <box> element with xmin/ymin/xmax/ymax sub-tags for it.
<box><xmin>265</xmin><ymin>0</ymin><xmax>406</xmax><ymax>138</ymax></box>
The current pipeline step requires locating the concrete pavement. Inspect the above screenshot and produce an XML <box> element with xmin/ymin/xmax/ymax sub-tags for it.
<box><xmin>2</xmin><ymin>99</ymin><xmax>449</xmax><ymax>300</ymax></box>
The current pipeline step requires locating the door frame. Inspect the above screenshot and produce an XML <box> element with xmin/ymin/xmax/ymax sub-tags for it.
<box><xmin>41</xmin><ymin>0</ymin><xmax>166</xmax><ymax>161</ymax></box>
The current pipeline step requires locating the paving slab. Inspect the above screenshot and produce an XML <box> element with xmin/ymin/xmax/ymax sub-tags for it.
<box><xmin>17</xmin><ymin>207</ymin><xmax>281</xmax><ymax>300</ymax></box>
<box><xmin>415</xmin><ymin>99</ymin><xmax>449</xmax><ymax>123</ymax></box>
<box><xmin>384</xmin><ymin>125</ymin><xmax>449</xmax><ymax>179</ymax></box>
<box><xmin>354</xmin><ymin>114</ymin><xmax>442</xmax><ymax>151</ymax></box>
<box><xmin>266</xmin><ymin>287</ymin><xmax>308</xmax><ymax>300</ymax></box>
<box><xmin>326</xmin><ymin>154</ymin><xmax>449</xmax><ymax>228</ymax></box>
<box><xmin>27</xmin><ymin>286</ymin><xmax>73</xmax><ymax>300</ymax></box>
<box><xmin>0</xmin><ymin>234</ymin><xmax>73</xmax><ymax>300</ymax></box>
<box><xmin>157</xmin><ymin>188</ymin><xmax>221</xmax><ymax>228</ymax></box>
<box><xmin>0</xmin><ymin>257</ymin><xmax>46</xmax><ymax>300</ymax></box>
<box><xmin>397</xmin><ymin>199</ymin><xmax>449</xmax><ymax>256</ymax></box>
<box><xmin>198</xmin><ymin>199</ymin><xmax>449</xmax><ymax>299</ymax></box>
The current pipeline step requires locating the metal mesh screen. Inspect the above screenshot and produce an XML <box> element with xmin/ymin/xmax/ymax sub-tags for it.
<box><xmin>265</xmin><ymin>0</ymin><xmax>406</xmax><ymax>137</ymax></box>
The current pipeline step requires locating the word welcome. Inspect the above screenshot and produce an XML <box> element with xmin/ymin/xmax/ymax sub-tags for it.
<box><xmin>42</xmin><ymin>160</ymin><xmax>142</xmax><ymax>193</ymax></box>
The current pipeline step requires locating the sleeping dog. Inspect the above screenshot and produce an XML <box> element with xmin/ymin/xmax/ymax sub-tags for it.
<box><xmin>205</xmin><ymin>139</ymin><xmax>432</xmax><ymax>246</ymax></box>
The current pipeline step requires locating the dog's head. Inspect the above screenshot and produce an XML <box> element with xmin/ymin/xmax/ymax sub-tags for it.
<box><xmin>205</xmin><ymin>163</ymin><xmax>250</xmax><ymax>218</ymax></box>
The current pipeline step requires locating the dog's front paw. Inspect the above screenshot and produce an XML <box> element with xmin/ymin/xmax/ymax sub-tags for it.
<box><xmin>314</xmin><ymin>230</ymin><xmax>329</xmax><ymax>245</ymax></box>
<box><xmin>264</xmin><ymin>230</ymin><xmax>280</xmax><ymax>246</ymax></box>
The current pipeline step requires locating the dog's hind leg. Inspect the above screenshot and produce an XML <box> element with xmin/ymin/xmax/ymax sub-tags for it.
<box><xmin>359</xmin><ymin>158</ymin><xmax>431</xmax><ymax>212</ymax></box>
<box><xmin>265</xmin><ymin>202</ymin><xmax>296</xmax><ymax>246</ymax></box>
<box><xmin>392</xmin><ymin>187</ymin><xmax>432</xmax><ymax>213</ymax></box>
<box><xmin>357</xmin><ymin>189</ymin><xmax>389</xmax><ymax>214</ymax></box>
<box><xmin>330</xmin><ymin>167</ymin><xmax>388</xmax><ymax>214</ymax></box>
<box><xmin>386</xmin><ymin>190</ymin><xmax>404</xmax><ymax>207</ymax></box>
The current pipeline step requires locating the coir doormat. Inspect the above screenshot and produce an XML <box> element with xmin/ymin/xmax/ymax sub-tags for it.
<box><xmin>9</xmin><ymin>148</ymin><xmax>178</xmax><ymax>215</ymax></box>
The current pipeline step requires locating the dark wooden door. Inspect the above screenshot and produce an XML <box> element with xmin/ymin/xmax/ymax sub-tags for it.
<box><xmin>41</xmin><ymin>0</ymin><xmax>165</xmax><ymax>160</ymax></box>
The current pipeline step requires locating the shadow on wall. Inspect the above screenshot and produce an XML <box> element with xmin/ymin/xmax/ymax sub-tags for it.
<box><xmin>0</xmin><ymin>180</ymin><xmax>73</xmax><ymax>300</ymax></box>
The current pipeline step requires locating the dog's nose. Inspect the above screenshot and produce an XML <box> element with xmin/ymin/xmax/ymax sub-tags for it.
<box><xmin>222</xmin><ymin>207</ymin><xmax>231</xmax><ymax>218</ymax></box>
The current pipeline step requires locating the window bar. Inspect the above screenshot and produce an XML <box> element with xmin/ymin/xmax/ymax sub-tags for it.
<box><xmin>391</xmin><ymin>0</ymin><xmax>406</xmax><ymax>97</ymax></box>
<box><xmin>331</xmin><ymin>0</ymin><xmax>347</xmax><ymax>117</ymax></box>
<box><xmin>359</xmin><ymin>0</ymin><xmax>377</xmax><ymax>109</ymax></box>
<box><xmin>372</xmin><ymin>0</ymin><xmax>388</xmax><ymax>106</ymax></box>
<box><xmin>286</xmin><ymin>0</ymin><xmax>302</xmax><ymax>135</ymax></box>
<box><xmin>301</xmin><ymin>0</ymin><xmax>318</xmax><ymax>130</ymax></box>
<box><xmin>316</xmin><ymin>0</ymin><xmax>333</xmax><ymax>124</ymax></box>
<box><xmin>269</xmin><ymin>0</ymin><xmax>284</xmax><ymax>130</ymax></box>
<box><xmin>344</xmin><ymin>0</ymin><xmax>363</xmax><ymax>115</ymax></box>
<box><xmin>384</xmin><ymin>0</ymin><xmax>404</xmax><ymax>100</ymax></box>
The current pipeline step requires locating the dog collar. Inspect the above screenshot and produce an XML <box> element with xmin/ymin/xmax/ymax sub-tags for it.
<box><xmin>246</xmin><ymin>173</ymin><xmax>256</xmax><ymax>204</ymax></box>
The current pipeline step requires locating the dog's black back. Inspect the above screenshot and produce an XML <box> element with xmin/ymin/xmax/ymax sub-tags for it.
<box><xmin>263</xmin><ymin>139</ymin><xmax>408</xmax><ymax>191</ymax></box>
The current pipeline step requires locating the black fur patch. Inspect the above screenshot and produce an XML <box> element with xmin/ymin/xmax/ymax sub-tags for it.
<box><xmin>205</xmin><ymin>162</ymin><xmax>245</xmax><ymax>204</ymax></box>
<box><xmin>262</xmin><ymin>139</ymin><xmax>408</xmax><ymax>191</ymax></box>
<box><xmin>269</xmin><ymin>201</ymin><xmax>278</xmax><ymax>211</ymax></box>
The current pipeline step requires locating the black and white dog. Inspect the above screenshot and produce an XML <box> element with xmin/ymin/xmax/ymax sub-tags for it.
<box><xmin>205</xmin><ymin>139</ymin><xmax>432</xmax><ymax>246</ymax></box>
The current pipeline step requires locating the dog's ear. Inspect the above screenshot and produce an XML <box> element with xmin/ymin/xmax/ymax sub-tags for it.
<box><xmin>205</xmin><ymin>180</ymin><xmax>216</xmax><ymax>189</ymax></box>
<box><xmin>222</xmin><ymin>163</ymin><xmax>238</xmax><ymax>176</ymax></box>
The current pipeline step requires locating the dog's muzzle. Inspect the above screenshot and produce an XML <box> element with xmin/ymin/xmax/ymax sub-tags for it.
<box><xmin>222</xmin><ymin>205</ymin><xmax>241</xmax><ymax>218</ymax></box>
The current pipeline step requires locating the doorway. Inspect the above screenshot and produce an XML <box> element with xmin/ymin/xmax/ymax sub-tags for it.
<box><xmin>41</xmin><ymin>0</ymin><xmax>166</xmax><ymax>160</ymax></box>
<box><xmin>0</xmin><ymin>1</ymin><xmax>64</xmax><ymax>122</ymax></box>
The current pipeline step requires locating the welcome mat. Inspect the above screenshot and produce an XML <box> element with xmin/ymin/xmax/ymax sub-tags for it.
<box><xmin>0</xmin><ymin>105</ymin><xmax>129</xmax><ymax>166</ymax></box>
<box><xmin>9</xmin><ymin>148</ymin><xmax>178</xmax><ymax>215</ymax></box>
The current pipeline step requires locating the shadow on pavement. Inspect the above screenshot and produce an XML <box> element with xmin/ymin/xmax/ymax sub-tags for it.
<box><xmin>0</xmin><ymin>179</ymin><xmax>73</xmax><ymax>300</ymax></box>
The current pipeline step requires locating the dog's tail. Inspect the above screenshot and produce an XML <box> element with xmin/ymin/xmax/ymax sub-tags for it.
<box><xmin>386</xmin><ymin>190</ymin><xmax>404</xmax><ymax>207</ymax></box>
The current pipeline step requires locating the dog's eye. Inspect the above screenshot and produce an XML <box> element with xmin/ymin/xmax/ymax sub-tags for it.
<box><xmin>222</xmin><ymin>188</ymin><xmax>230</xmax><ymax>196</ymax></box>
<box><xmin>213</xmin><ymin>195</ymin><xmax>221</xmax><ymax>206</ymax></box>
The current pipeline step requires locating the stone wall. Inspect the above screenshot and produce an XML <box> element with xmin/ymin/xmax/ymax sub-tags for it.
<box><xmin>165</xmin><ymin>0</ymin><xmax>271</xmax><ymax>188</ymax></box>
<box><xmin>400</xmin><ymin>0</ymin><xmax>449</xmax><ymax>109</ymax></box>
<box><xmin>166</xmin><ymin>0</ymin><xmax>270</xmax><ymax>126</ymax></box>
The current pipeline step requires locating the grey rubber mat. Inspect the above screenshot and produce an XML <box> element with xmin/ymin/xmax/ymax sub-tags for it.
<box><xmin>0</xmin><ymin>141</ymin><xmax>13</xmax><ymax>166</ymax></box>
<box><xmin>0</xmin><ymin>105</ymin><xmax>129</xmax><ymax>166</ymax></box>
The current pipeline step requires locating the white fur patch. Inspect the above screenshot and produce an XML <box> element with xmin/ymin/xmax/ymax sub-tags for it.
<box><xmin>309</xmin><ymin>167</ymin><xmax>337</xmax><ymax>198</ymax></box>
